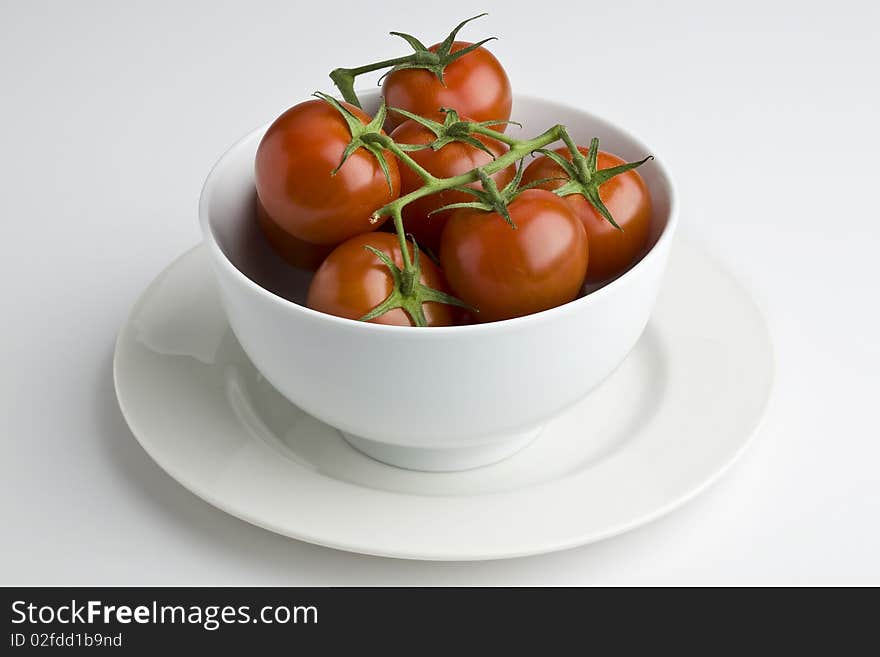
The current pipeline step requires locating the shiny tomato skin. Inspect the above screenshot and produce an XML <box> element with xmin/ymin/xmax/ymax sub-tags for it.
<box><xmin>382</xmin><ymin>41</ymin><xmax>512</xmax><ymax>131</ymax></box>
<box><xmin>522</xmin><ymin>147</ymin><xmax>652</xmax><ymax>282</ymax></box>
<box><xmin>440</xmin><ymin>189</ymin><xmax>588</xmax><ymax>323</ymax></box>
<box><xmin>389</xmin><ymin>118</ymin><xmax>515</xmax><ymax>252</ymax></box>
<box><xmin>255</xmin><ymin>99</ymin><xmax>400</xmax><ymax>246</ymax></box>
<box><xmin>455</xmin><ymin>311</ymin><xmax>478</xmax><ymax>326</ymax></box>
<box><xmin>256</xmin><ymin>198</ymin><xmax>333</xmax><ymax>271</ymax></box>
<box><xmin>307</xmin><ymin>232</ymin><xmax>455</xmax><ymax>326</ymax></box>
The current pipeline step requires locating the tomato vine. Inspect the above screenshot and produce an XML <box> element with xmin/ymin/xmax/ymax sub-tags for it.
<box><xmin>318</xmin><ymin>16</ymin><xmax>653</xmax><ymax>326</ymax></box>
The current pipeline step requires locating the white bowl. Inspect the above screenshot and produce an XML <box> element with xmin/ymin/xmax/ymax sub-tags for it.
<box><xmin>199</xmin><ymin>91</ymin><xmax>678</xmax><ymax>471</ymax></box>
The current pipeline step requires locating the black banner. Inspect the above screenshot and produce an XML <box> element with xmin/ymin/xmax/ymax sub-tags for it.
<box><xmin>2</xmin><ymin>587</ymin><xmax>873</xmax><ymax>651</ymax></box>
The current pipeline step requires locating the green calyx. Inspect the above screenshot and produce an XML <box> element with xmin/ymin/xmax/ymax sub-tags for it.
<box><xmin>328</xmin><ymin>14</ymin><xmax>496</xmax><ymax>107</ymax></box>
<box><xmin>359</xmin><ymin>241</ymin><xmax>472</xmax><ymax>327</ymax></box>
<box><xmin>313</xmin><ymin>92</ymin><xmax>395</xmax><ymax>192</ymax></box>
<box><xmin>431</xmin><ymin>161</ymin><xmax>548</xmax><ymax>228</ymax></box>
<box><xmin>539</xmin><ymin>137</ymin><xmax>653</xmax><ymax>230</ymax></box>
<box><xmin>391</xmin><ymin>107</ymin><xmax>521</xmax><ymax>156</ymax></box>
<box><xmin>382</xmin><ymin>14</ymin><xmax>496</xmax><ymax>84</ymax></box>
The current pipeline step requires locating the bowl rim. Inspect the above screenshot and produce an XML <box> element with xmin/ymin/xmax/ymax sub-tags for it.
<box><xmin>199</xmin><ymin>91</ymin><xmax>678</xmax><ymax>336</ymax></box>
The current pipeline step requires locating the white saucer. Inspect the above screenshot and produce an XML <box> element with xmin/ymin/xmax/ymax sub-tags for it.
<box><xmin>114</xmin><ymin>239</ymin><xmax>773</xmax><ymax>560</ymax></box>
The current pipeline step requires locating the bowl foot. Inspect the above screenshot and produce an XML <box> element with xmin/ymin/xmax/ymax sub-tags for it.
<box><xmin>340</xmin><ymin>426</ymin><xmax>543</xmax><ymax>472</ymax></box>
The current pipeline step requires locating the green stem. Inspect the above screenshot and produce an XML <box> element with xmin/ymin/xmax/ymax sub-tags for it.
<box><xmin>373</xmin><ymin>124</ymin><xmax>571</xmax><ymax>222</ymax></box>
<box><xmin>469</xmin><ymin>123</ymin><xmax>520</xmax><ymax>147</ymax></box>
<box><xmin>369</xmin><ymin>134</ymin><xmax>437</xmax><ymax>184</ymax></box>
<box><xmin>360</xmin><ymin>133</ymin><xmax>431</xmax><ymax>272</ymax></box>
<box><xmin>389</xmin><ymin>207</ymin><xmax>412</xmax><ymax>271</ymax></box>
<box><xmin>560</xmin><ymin>132</ymin><xmax>591</xmax><ymax>181</ymax></box>
<box><xmin>329</xmin><ymin>55</ymin><xmax>415</xmax><ymax>107</ymax></box>
<box><xmin>563</xmin><ymin>132</ymin><xmax>591</xmax><ymax>182</ymax></box>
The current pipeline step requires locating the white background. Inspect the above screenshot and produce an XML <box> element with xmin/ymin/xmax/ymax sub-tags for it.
<box><xmin>1</xmin><ymin>0</ymin><xmax>878</xmax><ymax>585</ymax></box>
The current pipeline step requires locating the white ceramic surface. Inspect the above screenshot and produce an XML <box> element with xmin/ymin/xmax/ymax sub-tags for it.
<box><xmin>198</xmin><ymin>92</ymin><xmax>678</xmax><ymax>471</ymax></box>
<box><xmin>113</xmin><ymin>239</ymin><xmax>773</xmax><ymax>560</ymax></box>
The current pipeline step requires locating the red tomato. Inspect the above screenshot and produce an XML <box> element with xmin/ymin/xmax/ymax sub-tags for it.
<box><xmin>440</xmin><ymin>189</ymin><xmax>588</xmax><ymax>322</ymax></box>
<box><xmin>522</xmin><ymin>147</ymin><xmax>652</xmax><ymax>282</ymax></box>
<box><xmin>382</xmin><ymin>41</ymin><xmax>512</xmax><ymax>131</ymax></box>
<box><xmin>307</xmin><ymin>232</ymin><xmax>455</xmax><ymax>326</ymax></box>
<box><xmin>256</xmin><ymin>198</ymin><xmax>333</xmax><ymax>271</ymax></box>
<box><xmin>255</xmin><ymin>99</ymin><xmax>400</xmax><ymax>246</ymax></box>
<box><xmin>455</xmin><ymin>311</ymin><xmax>478</xmax><ymax>326</ymax></box>
<box><xmin>389</xmin><ymin>117</ymin><xmax>515</xmax><ymax>252</ymax></box>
